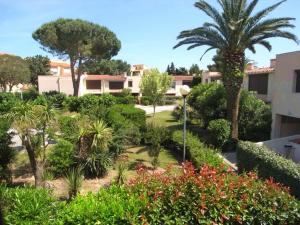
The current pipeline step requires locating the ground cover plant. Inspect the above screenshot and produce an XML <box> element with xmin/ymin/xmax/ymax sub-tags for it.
<box><xmin>2</xmin><ymin>163</ymin><xmax>300</xmax><ymax>224</ymax></box>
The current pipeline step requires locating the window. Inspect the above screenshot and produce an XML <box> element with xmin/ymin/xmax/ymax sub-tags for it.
<box><xmin>248</xmin><ymin>74</ymin><xmax>268</xmax><ymax>95</ymax></box>
<box><xmin>86</xmin><ymin>80</ymin><xmax>101</xmax><ymax>90</ymax></box>
<box><xmin>182</xmin><ymin>80</ymin><xmax>192</xmax><ymax>87</ymax></box>
<box><xmin>295</xmin><ymin>70</ymin><xmax>300</xmax><ymax>93</ymax></box>
<box><xmin>109</xmin><ymin>81</ymin><xmax>124</xmax><ymax>90</ymax></box>
<box><xmin>128</xmin><ymin>81</ymin><xmax>133</xmax><ymax>88</ymax></box>
<box><xmin>171</xmin><ymin>81</ymin><xmax>176</xmax><ymax>89</ymax></box>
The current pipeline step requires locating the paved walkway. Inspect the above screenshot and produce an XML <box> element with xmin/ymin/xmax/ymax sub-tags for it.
<box><xmin>135</xmin><ymin>105</ymin><xmax>177</xmax><ymax>115</ymax></box>
<box><xmin>220</xmin><ymin>152</ymin><xmax>237</xmax><ymax>170</ymax></box>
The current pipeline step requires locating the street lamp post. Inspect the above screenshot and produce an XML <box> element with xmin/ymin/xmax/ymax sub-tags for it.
<box><xmin>180</xmin><ymin>85</ymin><xmax>190</xmax><ymax>162</ymax></box>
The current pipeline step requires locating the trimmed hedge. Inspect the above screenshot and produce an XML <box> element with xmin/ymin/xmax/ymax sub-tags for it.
<box><xmin>237</xmin><ymin>141</ymin><xmax>300</xmax><ymax>198</ymax></box>
<box><xmin>168</xmin><ymin>130</ymin><xmax>222</xmax><ymax>168</ymax></box>
<box><xmin>107</xmin><ymin>104</ymin><xmax>146</xmax><ymax>129</ymax></box>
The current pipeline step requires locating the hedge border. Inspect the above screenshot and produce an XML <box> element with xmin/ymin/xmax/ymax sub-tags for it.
<box><xmin>237</xmin><ymin>141</ymin><xmax>300</xmax><ymax>198</ymax></box>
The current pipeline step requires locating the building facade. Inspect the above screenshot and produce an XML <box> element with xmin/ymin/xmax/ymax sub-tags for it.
<box><xmin>38</xmin><ymin>63</ymin><xmax>194</xmax><ymax>97</ymax></box>
<box><xmin>271</xmin><ymin>51</ymin><xmax>300</xmax><ymax>139</ymax></box>
<box><xmin>201</xmin><ymin>60</ymin><xmax>275</xmax><ymax>103</ymax></box>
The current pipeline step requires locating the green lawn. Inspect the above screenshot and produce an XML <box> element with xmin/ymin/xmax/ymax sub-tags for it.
<box><xmin>147</xmin><ymin>111</ymin><xmax>181</xmax><ymax>129</ymax></box>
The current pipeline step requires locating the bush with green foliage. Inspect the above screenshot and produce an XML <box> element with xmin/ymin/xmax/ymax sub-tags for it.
<box><xmin>64</xmin><ymin>94</ymin><xmax>117</xmax><ymax>113</ymax></box>
<box><xmin>168</xmin><ymin>130</ymin><xmax>222</xmax><ymax>168</ymax></box>
<box><xmin>0</xmin><ymin>119</ymin><xmax>14</xmax><ymax>183</ymax></box>
<box><xmin>58</xmin><ymin>115</ymin><xmax>80</xmax><ymax>143</ymax></box>
<box><xmin>43</xmin><ymin>91</ymin><xmax>66</xmax><ymax>109</ymax></box>
<box><xmin>64</xmin><ymin>96</ymin><xmax>81</xmax><ymax>112</ymax></box>
<box><xmin>140</xmin><ymin>96</ymin><xmax>151</xmax><ymax>106</ymax></box>
<box><xmin>56</xmin><ymin>186</ymin><xmax>146</xmax><ymax>224</ymax></box>
<box><xmin>0</xmin><ymin>93</ymin><xmax>20</xmax><ymax>115</ymax></box>
<box><xmin>144</xmin><ymin>123</ymin><xmax>170</xmax><ymax>168</ymax></box>
<box><xmin>237</xmin><ymin>141</ymin><xmax>300</xmax><ymax>198</ymax></box>
<box><xmin>64</xmin><ymin>166</ymin><xmax>84</xmax><ymax>199</ymax></box>
<box><xmin>130</xmin><ymin>162</ymin><xmax>300</xmax><ymax>224</ymax></box>
<box><xmin>238</xmin><ymin>91</ymin><xmax>272</xmax><ymax>141</ymax></box>
<box><xmin>48</xmin><ymin>140</ymin><xmax>76</xmax><ymax>176</ymax></box>
<box><xmin>108</xmin><ymin>104</ymin><xmax>146</xmax><ymax>129</ymax></box>
<box><xmin>207</xmin><ymin>119</ymin><xmax>231</xmax><ymax>148</ymax></box>
<box><xmin>188</xmin><ymin>83</ymin><xmax>272</xmax><ymax>141</ymax></box>
<box><xmin>1</xmin><ymin>186</ymin><xmax>58</xmax><ymax>225</ymax></box>
<box><xmin>188</xmin><ymin>83</ymin><xmax>226</xmax><ymax>128</ymax></box>
<box><xmin>21</xmin><ymin>87</ymin><xmax>39</xmax><ymax>101</ymax></box>
<box><xmin>83</xmin><ymin>151</ymin><xmax>112</xmax><ymax>178</ymax></box>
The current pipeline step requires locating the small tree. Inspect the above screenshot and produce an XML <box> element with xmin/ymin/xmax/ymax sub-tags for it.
<box><xmin>140</xmin><ymin>69</ymin><xmax>171</xmax><ymax>116</ymax></box>
<box><xmin>144</xmin><ymin>123</ymin><xmax>169</xmax><ymax>169</ymax></box>
<box><xmin>84</xmin><ymin>59</ymin><xmax>130</xmax><ymax>75</ymax></box>
<box><xmin>25</xmin><ymin>55</ymin><xmax>50</xmax><ymax>87</ymax></box>
<box><xmin>33</xmin><ymin>18</ymin><xmax>121</xmax><ymax>96</ymax></box>
<box><xmin>7</xmin><ymin>103</ymin><xmax>56</xmax><ymax>187</ymax></box>
<box><xmin>0</xmin><ymin>54</ymin><xmax>30</xmax><ymax>91</ymax></box>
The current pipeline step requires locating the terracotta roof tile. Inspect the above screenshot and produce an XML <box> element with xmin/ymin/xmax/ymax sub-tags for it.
<box><xmin>246</xmin><ymin>67</ymin><xmax>275</xmax><ymax>75</ymax></box>
<box><xmin>86</xmin><ymin>75</ymin><xmax>126</xmax><ymax>81</ymax></box>
<box><xmin>172</xmin><ymin>75</ymin><xmax>194</xmax><ymax>81</ymax></box>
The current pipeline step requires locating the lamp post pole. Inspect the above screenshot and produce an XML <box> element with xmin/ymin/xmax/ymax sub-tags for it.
<box><xmin>180</xmin><ymin>85</ymin><xmax>190</xmax><ymax>162</ymax></box>
<box><xmin>183</xmin><ymin>95</ymin><xmax>187</xmax><ymax>162</ymax></box>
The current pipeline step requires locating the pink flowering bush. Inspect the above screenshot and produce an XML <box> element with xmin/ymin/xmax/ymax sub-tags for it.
<box><xmin>129</xmin><ymin>163</ymin><xmax>300</xmax><ymax>225</ymax></box>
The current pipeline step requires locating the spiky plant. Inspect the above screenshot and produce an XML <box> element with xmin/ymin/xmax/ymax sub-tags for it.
<box><xmin>174</xmin><ymin>0</ymin><xmax>297</xmax><ymax>140</ymax></box>
<box><xmin>64</xmin><ymin>166</ymin><xmax>84</xmax><ymax>199</ymax></box>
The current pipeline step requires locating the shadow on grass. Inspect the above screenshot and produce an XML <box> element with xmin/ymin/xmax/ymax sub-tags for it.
<box><xmin>136</xmin><ymin>146</ymin><xmax>149</xmax><ymax>154</ymax></box>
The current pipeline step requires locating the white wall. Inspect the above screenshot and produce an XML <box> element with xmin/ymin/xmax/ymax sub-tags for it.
<box><xmin>271</xmin><ymin>51</ymin><xmax>300</xmax><ymax>138</ymax></box>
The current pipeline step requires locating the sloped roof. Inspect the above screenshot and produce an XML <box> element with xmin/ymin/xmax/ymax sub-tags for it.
<box><xmin>172</xmin><ymin>75</ymin><xmax>194</xmax><ymax>81</ymax></box>
<box><xmin>86</xmin><ymin>75</ymin><xmax>126</xmax><ymax>81</ymax></box>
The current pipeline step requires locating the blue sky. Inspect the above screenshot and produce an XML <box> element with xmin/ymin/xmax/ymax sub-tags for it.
<box><xmin>0</xmin><ymin>0</ymin><xmax>300</xmax><ymax>71</ymax></box>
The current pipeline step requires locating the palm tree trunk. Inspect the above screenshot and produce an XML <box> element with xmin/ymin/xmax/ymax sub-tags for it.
<box><xmin>24</xmin><ymin>136</ymin><xmax>44</xmax><ymax>188</ymax></box>
<box><xmin>222</xmin><ymin>51</ymin><xmax>245</xmax><ymax>141</ymax></box>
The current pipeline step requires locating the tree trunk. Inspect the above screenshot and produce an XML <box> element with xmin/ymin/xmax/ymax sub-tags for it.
<box><xmin>153</xmin><ymin>104</ymin><xmax>156</xmax><ymax>117</ymax></box>
<box><xmin>222</xmin><ymin>51</ymin><xmax>245</xmax><ymax>141</ymax></box>
<box><xmin>70</xmin><ymin>58</ymin><xmax>81</xmax><ymax>97</ymax></box>
<box><xmin>23</xmin><ymin>136</ymin><xmax>44</xmax><ymax>188</ymax></box>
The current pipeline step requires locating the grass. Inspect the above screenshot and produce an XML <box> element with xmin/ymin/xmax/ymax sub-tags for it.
<box><xmin>147</xmin><ymin>111</ymin><xmax>181</xmax><ymax>129</ymax></box>
<box><xmin>119</xmin><ymin>146</ymin><xmax>180</xmax><ymax>179</ymax></box>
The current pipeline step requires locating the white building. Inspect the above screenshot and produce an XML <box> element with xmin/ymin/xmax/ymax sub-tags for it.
<box><xmin>271</xmin><ymin>51</ymin><xmax>300</xmax><ymax>139</ymax></box>
<box><xmin>201</xmin><ymin>60</ymin><xmax>275</xmax><ymax>103</ymax></box>
<box><xmin>38</xmin><ymin>63</ymin><xmax>194</xmax><ymax>97</ymax></box>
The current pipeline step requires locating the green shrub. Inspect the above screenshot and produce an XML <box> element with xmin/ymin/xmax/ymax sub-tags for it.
<box><xmin>22</xmin><ymin>87</ymin><xmax>39</xmax><ymax>101</ymax></box>
<box><xmin>237</xmin><ymin>141</ymin><xmax>300</xmax><ymax>198</ymax></box>
<box><xmin>43</xmin><ymin>91</ymin><xmax>66</xmax><ymax>109</ymax></box>
<box><xmin>48</xmin><ymin>140</ymin><xmax>76</xmax><ymax>176</ymax></box>
<box><xmin>188</xmin><ymin>83</ymin><xmax>226</xmax><ymax>127</ymax></box>
<box><xmin>58</xmin><ymin>116</ymin><xmax>80</xmax><ymax>143</ymax></box>
<box><xmin>108</xmin><ymin>104</ymin><xmax>146</xmax><ymax>129</ymax></box>
<box><xmin>207</xmin><ymin>119</ymin><xmax>230</xmax><ymax>148</ymax></box>
<box><xmin>99</xmin><ymin>93</ymin><xmax>117</xmax><ymax>107</ymax></box>
<box><xmin>168</xmin><ymin>130</ymin><xmax>222</xmax><ymax>167</ymax></box>
<box><xmin>0</xmin><ymin>119</ymin><xmax>14</xmax><ymax>183</ymax></box>
<box><xmin>83</xmin><ymin>151</ymin><xmax>112</xmax><ymax>178</ymax></box>
<box><xmin>0</xmin><ymin>93</ymin><xmax>20</xmax><ymax>115</ymax></box>
<box><xmin>116</xmin><ymin>95</ymin><xmax>135</xmax><ymax>104</ymax></box>
<box><xmin>130</xmin><ymin>163</ymin><xmax>300</xmax><ymax>224</ymax></box>
<box><xmin>56</xmin><ymin>186</ymin><xmax>146</xmax><ymax>225</ymax></box>
<box><xmin>163</xmin><ymin>95</ymin><xmax>178</xmax><ymax>105</ymax></box>
<box><xmin>1</xmin><ymin>186</ymin><xmax>58</xmax><ymax>225</ymax></box>
<box><xmin>64</xmin><ymin>96</ymin><xmax>81</xmax><ymax>112</ymax></box>
<box><xmin>140</xmin><ymin>96</ymin><xmax>151</xmax><ymax>106</ymax></box>
<box><xmin>238</xmin><ymin>91</ymin><xmax>272</xmax><ymax>141</ymax></box>
<box><xmin>188</xmin><ymin>83</ymin><xmax>272</xmax><ymax>141</ymax></box>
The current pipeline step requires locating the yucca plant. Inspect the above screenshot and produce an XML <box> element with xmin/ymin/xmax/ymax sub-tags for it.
<box><xmin>174</xmin><ymin>0</ymin><xmax>297</xmax><ymax>141</ymax></box>
<box><xmin>115</xmin><ymin>162</ymin><xmax>127</xmax><ymax>186</ymax></box>
<box><xmin>64</xmin><ymin>166</ymin><xmax>84</xmax><ymax>199</ymax></box>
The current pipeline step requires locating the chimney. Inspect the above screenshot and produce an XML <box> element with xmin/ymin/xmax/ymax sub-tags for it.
<box><xmin>246</xmin><ymin>63</ymin><xmax>255</xmax><ymax>70</ymax></box>
<box><xmin>270</xmin><ymin>59</ymin><xmax>276</xmax><ymax>68</ymax></box>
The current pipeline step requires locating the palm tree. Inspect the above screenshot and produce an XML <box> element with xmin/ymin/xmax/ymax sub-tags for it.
<box><xmin>91</xmin><ymin>120</ymin><xmax>113</xmax><ymax>151</ymax></box>
<box><xmin>174</xmin><ymin>0</ymin><xmax>297</xmax><ymax>140</ymax></box>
